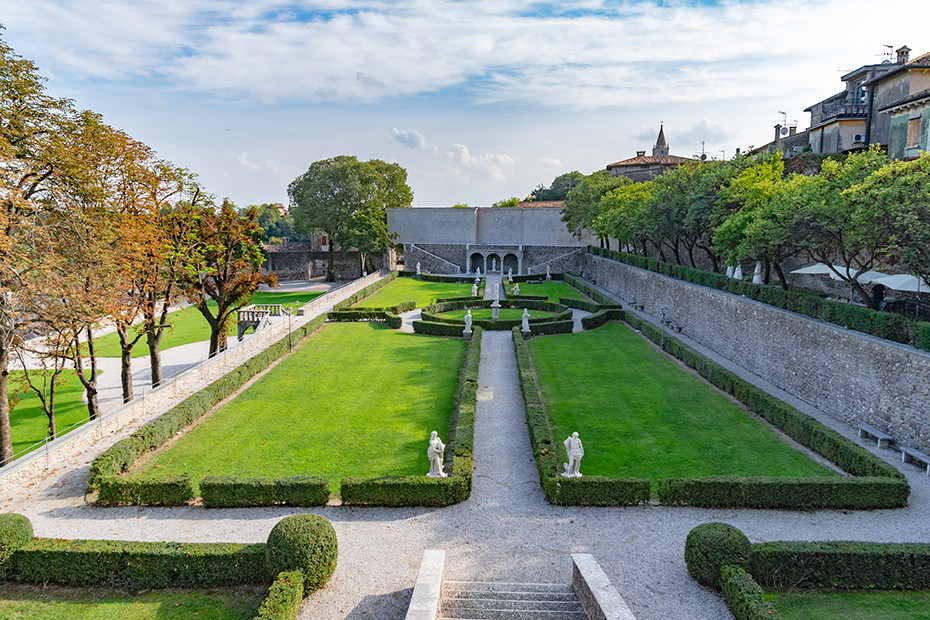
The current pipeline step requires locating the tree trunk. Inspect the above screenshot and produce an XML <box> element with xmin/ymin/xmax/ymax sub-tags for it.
<box><xmin>46</xmin><ymin>382</ymin><xmax>56</xmax><ymax>441</ymax></box>
<box><xmin>117</xmin><ymin>324</ymin><xmax>134</xmax><ymax>403</ymax></box>
<box><xmin>327</xmin><ymin>242</ymin><xmax>336</xmax><ymax>282</ymax></box>
<box><xmin>773</xmin><ymin>261</ymin><xmax>790</xmax><ymax>291</ymax></box>
<box><xmin>146</xmin><ymin>328</ymin><xmax>163</xmax><ymax>387</ymax></box>
<box><xmin>74</xmin><ymin>328</ymin><xmax>100</xmax><ymax>420</ymax></box>
<box><xmin>0</xmin><ymin>338</ymin><xmax>12</xmax><ymax>465</ymax></box>
<box><xmin>853</xmin><ymin>279</ymin><xmax>875</xmax><ymax>309</ymax></box>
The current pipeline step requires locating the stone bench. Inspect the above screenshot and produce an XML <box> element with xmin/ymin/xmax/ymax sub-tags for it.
<box><xmin>858</xmin><ymin>423</ymin><xmax>894</xmax><ymax>449</ymax></box>
<box><xmin>901</xmin><ymin>447</ymin><xmax>930</xmax><ymax>476</ymax></box>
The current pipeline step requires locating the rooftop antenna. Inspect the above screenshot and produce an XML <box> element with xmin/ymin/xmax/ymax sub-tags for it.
<box><xmin>776</xmin><ymin>111</ymin><xmax>788</xmax><ymax>135</ymax></box>
<box><xmin>879</xmin><ymin>44</ymin><xmax>894</xmax><ymax>60</ymax></box>
<box><xmin>718</xmin><ymin>149</ymin><xmax>726</xmax><ymax>161</ymax></box>
<box><xmin>694</xmin><ymin>140</ymin><xmax>707</xmax><ymax>161</ymax></box>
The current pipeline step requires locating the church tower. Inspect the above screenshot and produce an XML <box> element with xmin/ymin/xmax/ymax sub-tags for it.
<box><xmin>652</xmin><ymin>124</ymin><xmax>670</xmax><ymax>157</ymax></box>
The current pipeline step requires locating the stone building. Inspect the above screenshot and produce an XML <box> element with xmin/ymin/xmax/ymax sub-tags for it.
<box><xmin>867</xmin><ymin>47</ymin><xmax>930</xmax><ymax>158</ymax></box>
<box><xmin>606</xmin><ymin>125</ymin><xmax>694</xmax><ymax>182</ymax></box>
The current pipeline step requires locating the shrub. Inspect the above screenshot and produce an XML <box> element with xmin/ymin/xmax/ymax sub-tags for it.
<box><xmin>548</xmin><ymin>476</ymin><xmax>650</xmax><ymax>506</ymax></box>
<box><xmin>412</xmin><ymin>320</ymin><xmax>467</xmax><ymax>337</ymax></box>
<box><xmin>200</xmin><ymin>476</ymin><xmax>329</xmax><ymax>508</ymax></box>
<box><xmin>257</xmin><ymin>570</ymin><xmax>305</xmax><ymax>620</ymax></box>
<box><xmin>720</xmin><ymin>565</ymin><xmax>782</xmax><ymax>620</ymax></box>
<box><xmin>95</xmin><ymin>475</ymin><xmax>195</xmax><ymax>507</ymax></box>
<box><xmin>265</xmin><ymin>514</ymin><xmax>338</xmax><ymax>595</ymax></box>
<box><xmin>684</xmin><ymin>522</ymin><xmax>751</xmax><ymax>589</ymax></box>
<box><xmin>0</xmin><ymin>514</ymin><xmax>33</xmax><ymax>577</ymax></box>
<box><xmin>9</xmin><ymin>538</ymin><xmax>267</xmax><ymax>588</ymax></box>
<box><xmin>581</xmin><ymin>308</ymin><xmax>625</xmax><ymax>330</ymax></box>
<box><xmin>528</xmin><ymin>320</ymin><xmax>574</xmax><ymax>335</ymax></box>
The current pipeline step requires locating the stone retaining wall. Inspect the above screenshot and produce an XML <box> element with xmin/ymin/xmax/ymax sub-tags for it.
<box><xmin>584</xmin><ymin>254</ymin><xmax>930</xmax><ymax>450</ymax></box>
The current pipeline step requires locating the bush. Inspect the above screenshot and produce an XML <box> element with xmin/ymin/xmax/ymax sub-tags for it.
<box><xmin>265</xmin><ymin>514</ymin><xmax>338</xmax><ymax>596</ymax></box>
<box><xmin>720</xmin><ymin>565</ymin><xmax>782</xmax><ymax>620</ymax></box>
<box><xmin>200</xmin><ymin>476</ymin><xmax>329</xmax><ymax>508</ymax></box>
<box><xmin>0</xmin><ymin>514</ymin><xmax>33</xmax><ymax>577</ymax></box>
<box><xmin>95</xmin><ymin>475</ymin><xmax>195</xmax><ymax>507</ymax></box>
<box><xmin>257</xmin><ymin>570</ymin><xmax>305</xmax><ymax>620</ymax></box>
<box><xmin>9</xmin><ymin>538</ymin><xmax>267</xmax><ymax>588</ymax></box>
<box><xmin>581</xmin><ymin>308</ymin><xmax>625</xmax><ymax>330</ymax></box>
<box><xmin>548</xmin><ymin>476</ymin><xmax>650</xmax><ymax>506</ymax></box>
<box><xmin>412</xmin><ymin>320</ymin><xmax>467</xmax><ymax>337</ymax></box>
<box><xmin>749</xmin><ymin>540</ymin><xmax>930</xmax><ymax>590</ymax></box>
<box><xmin>684</xmin><ymin>522</ymin><xmax>751</xmax><ymax>589</ymax></box>
<box><xmin>528</xmin><ymin>320</ymin><xmax>575</xmax><ymax>335</ymax></box>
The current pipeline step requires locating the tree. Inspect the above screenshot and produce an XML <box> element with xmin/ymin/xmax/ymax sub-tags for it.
<box><xmin>289</xmin><ymin>156</ymin><xmax>412</xmax><ymax>281</ymax></box>
<box><xmin>561</xmin><ymin>170</ymin><xmax>631</xmax><ymax>245</ymax></box>
<box><xmin>594</xmin><ymin>182</ymin><xmax>655</xmax><ymax>256</ymax></box>
<box><xmin>530</xmin><ymin>171</ymin><xmax>585</xmax><ymax>201</ymax></box>
<box><xmin>180</xmin><ymin>200</ymin><xmax>277</xmax><ymax>357</ymax></box>
<box><xmin>252</xmin><ymin>203</ymin><xmax>309</xmax><ymax>244</ymax></box>
<box><xmin>491</xmin><ymin>196</ymin><xmax>520</xmax><ymax>208</ymax></box>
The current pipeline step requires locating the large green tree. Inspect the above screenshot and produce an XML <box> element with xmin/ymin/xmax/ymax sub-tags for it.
<box><xmin>289</xmin><ymin>156</ymin><xmax>412</xmax><ymax>280</ymax></box>
<box><xmin>561</xmin><ymin>170</ymin><xmax>630</xmax><ymax>246</ymax></box>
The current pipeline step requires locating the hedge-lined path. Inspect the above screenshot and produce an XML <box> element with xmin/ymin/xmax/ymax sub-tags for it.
<box><xmin>4</xmin><ymin>274</ymin><xmax>930</xmax><ymax>619</ymax></box>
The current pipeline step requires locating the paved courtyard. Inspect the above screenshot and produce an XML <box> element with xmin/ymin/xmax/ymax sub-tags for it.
<box><xmin>2</xmin><ymin>274</ymin><xmax>929</xmax><ymax>619</ymax></box>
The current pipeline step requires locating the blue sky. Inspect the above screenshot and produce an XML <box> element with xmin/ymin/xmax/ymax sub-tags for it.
<box><xmin>2</xmin><ymin>0</ymin><xmax>929</xmax><ymax>207</ymax></box>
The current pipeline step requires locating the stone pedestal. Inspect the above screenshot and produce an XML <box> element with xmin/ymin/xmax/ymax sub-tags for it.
<box><xmin>491</xmin><ymin>301</ymin><xmax>500</xmax><ymax>321</ymax></box>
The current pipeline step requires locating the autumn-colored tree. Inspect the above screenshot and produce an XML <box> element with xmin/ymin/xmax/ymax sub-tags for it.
<box><xmin>180</xmin><ymin>200</ymin><xmax>277</xmax><ymax>357</ymax></box>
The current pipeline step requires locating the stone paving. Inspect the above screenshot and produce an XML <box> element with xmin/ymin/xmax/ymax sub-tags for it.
<box><xmin>2</xmin><ymin>274</ymin><xmax>930</xmax><ymax>619</ymax></box>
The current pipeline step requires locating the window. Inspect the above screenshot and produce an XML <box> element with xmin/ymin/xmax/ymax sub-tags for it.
<box><xmin>908</xmin><ymin>117</ymin><xmax>921</xmax><ymax>148</ymax></box>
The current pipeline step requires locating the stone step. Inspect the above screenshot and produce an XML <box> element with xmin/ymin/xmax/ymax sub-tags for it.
<box><xmin>439</xmin><ymin>581</ymin><xmax>586</xmax><ymax>620</ymax></box>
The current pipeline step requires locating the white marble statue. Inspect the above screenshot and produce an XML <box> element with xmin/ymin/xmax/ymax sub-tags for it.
<box><xmin>427</xmin><ymin>431</ymin><xmax>447</xmax><ymax>477</ymax></box>
<box><xmin>472</xmin><ymin>282</ymin><xmax>478</xmax><ymax>297</ymax></box>
<box><xmin>464</xmin><ymin>309</ymin><xmax>473</xmax><ymax>334</ymax></box>
<box><xmin>513</xmin><ymin>283</ymin><xmax>520</xmax><ymax>296</ymax></box>
<box><xmin>492</xmin><ymin>257</ymin><xmax>497</xmax><ymax>272</ymax></box>
<box><xmin>508</xmin><ymin>267</ymin><xmax>513</xmax><ymax>279</ymax></box>
<box><xmin>546</xmin><ymin>265</ymin><xmax>551</xmax><ymax>280</ymax></box>
<box><xmin>521</xmin><ymin>308</ymin><xmax>530</xmax><ymax>332</ymax></box>
<box><xmin>416</xmin><ymin>262</ymin><xmax>421</xmax><ymax>276</ymax></box>
<box><xmin>562</xmin><ymin>432</ymin><xmax>584</xmax><ymax>478</ymax></box>
<box><xmin>493</xmin><ymin>282</ymin><xmax>500</xmax><ymax>302</ymax></box>
<box><xmin>476</xmin><ymin>267</ymin><xmax>481</xmax><ymax>276</ymax></box>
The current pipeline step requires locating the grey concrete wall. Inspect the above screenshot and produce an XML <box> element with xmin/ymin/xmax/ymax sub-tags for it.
<box><xmin>583</xmin><ymin>253</ymin><xmax>930</xmax><ymax>450</ymax></box>
<box><xmin>387</xmin><ymin>207</ymin><xmax>597</xmax><ymax>246</ymax></box>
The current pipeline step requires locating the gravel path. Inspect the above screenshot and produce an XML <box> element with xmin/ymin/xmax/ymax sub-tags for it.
<box><xmin>2</xmin><ymin>275</ymin><xmax>930</xmax><ymax>619</ymax></box>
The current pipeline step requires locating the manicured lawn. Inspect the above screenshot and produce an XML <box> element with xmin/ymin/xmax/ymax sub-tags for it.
<box><xmin>511</xmin><ymin>281</ymin><xmax>587</xmax><ymax>303</ymax></box>
<box><xmin>353</xmin><ymin>278</ymin><xmax>474</xmax><ymax>308</ymax></box>
<box><xmin>440</xmin><ymin>308</ymin><xmax>557</xmax><ymax>321</ymax></box>
<box><xmin>766</xmin><ymin>589</ymin><xmax>930</xmax><ymax>619</ymax></box>
<box><xmin>0</xmin><ymin>584</ymin><xmax>264</xmax><ymax>619</ymax></box>
<box><xmin>8</xmin><ymin>370</ymin><xmax>94</xmax><ymax>459</ymax></box>
<box><xmin>136</xmin><ymin>323</ymin><xmax>466</xmax><ymax>494</ymax></box>
<box><xmin>527</xmin><ymin>322</ymin><xmax>833</xmax><ymax>481</ymax></box>
<box><xmin>93</xmin><ymin>291</ymin><xmax>321</xmax><ymax>358</ymax></box>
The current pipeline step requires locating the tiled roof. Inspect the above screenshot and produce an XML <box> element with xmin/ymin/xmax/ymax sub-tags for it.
<box><xmin>516</xmin><ymin>200</ymin><xmax>565</xmax><ymax>208</ymax></box>
<box><xmin>607</xmin><ymin>154</ymin><xmax>694</xmax><ymax>168</ymax></box>
<box><xmin>879</xmin><ymin>87</ymin><xmax>930</xmax><ymax>113</ymax></box>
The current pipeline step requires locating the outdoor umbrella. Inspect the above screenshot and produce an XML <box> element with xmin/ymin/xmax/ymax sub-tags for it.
<box><xmin>873</xmin><ymin>274</ymin><xmax>928</xmax><ymax>319</ymax></box>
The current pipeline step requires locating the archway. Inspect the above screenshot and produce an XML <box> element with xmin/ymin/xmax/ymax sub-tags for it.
<box><xmin>487</xmin><ymin>253</ymin><xmax>502</xmax><ymax>273</ymax></box>
<box><xmin>469</xmin><ymin>253</ymin><xmax>484</xmax><ymax>273</ymax></box>
<box><xmin>503</xmin><ymin>253</ymin><xmax>519</xmax><ymax>275</ymax></box>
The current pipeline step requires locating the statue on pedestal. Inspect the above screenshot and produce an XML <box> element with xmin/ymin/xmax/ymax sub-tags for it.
<box><xmin>463</xmin><ymin>310</ymin><xmax>472</xmax><ymax>334</ymax></box>
<box><xmin>416</xmin><ymin>262</ymin><xmax>421</xmax><ymax>276</ymax></box>
<box><xmin>513</xmin><ymin>283</ymin><xmax>520</xmax><ymax>296</ymax></box>
<box><xmin>472</xmin><ymin>282</ymin><xmax>478</xmax><ymax>297</ymax></box>
<box><xmin>562</xmin><ymin>432</ymin><xmax>584</xmax><ymax>477</ymax></box>
<box><xmin>522</xmin><ymin>308</ymin><xmax>530</xmax><ymax>333</ymax></box>
<box><xmin>427</xmin><ymin>431</ymin><xmax>447</xmax><ymax>477</ymax></box>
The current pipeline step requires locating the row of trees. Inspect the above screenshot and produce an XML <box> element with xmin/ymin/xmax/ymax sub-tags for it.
<box><xmin>560</xmin><ymin>148</ymin><xmax>930</xmax><ymax>309</ymax></box>
<box><xmin>1</xmin><ymin>33</ymin><xmax>273</xmax><ymax>463</ymax></box>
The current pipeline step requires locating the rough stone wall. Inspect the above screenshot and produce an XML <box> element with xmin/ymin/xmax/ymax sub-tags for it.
<box><xmin>264</xmin><ymin>249</ymin><xmax>392</xmax><ymax>280</ymax></box>
<box><xmin>403</xmin><ymin>243</ymin><xmax>585</xmax><ymax>275</ymax></box>
<box><xmin>405</xmin><ymin>244</ymin><xmax>466</xmax><ymax>274</ymax></box>
<box><xmin>523</xmin><ymin>246</ymin><xmax>584</xmax><ymax>276</ymax></box>
<box><xmin>584</xmin><ymin>253</ymin><xmax>930</xmax><ymax>449</ymax></box>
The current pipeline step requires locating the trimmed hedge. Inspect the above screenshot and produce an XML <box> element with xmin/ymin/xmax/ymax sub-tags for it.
<box><xmin>587</xmin><ymin>246</ymin><xmax>930</xmax><ymax>352</ymax></box>
<box><xmin>0</xmin><ymin>514</ymin><xmax>32</xmax><ymax>578</ymax></box>
<box><xmin>420</xmin><ymin>298</ymin><xmax>572</xmax><ymax>331</ymax></box>
<box><xmin>563</xmin><ymin>273</ymin><xmax>616</xmax><ymax>305</ymax></box>
<box><xmin>10</xmin><ymin>538</ymin><xmax>267</xmax><ymax>588</ymax></box>
<box><xmin>412</xmin><ymin>320</ymin><xmax>468</xmax><ymax>337</ymax></box>
<box><xmin>201</xmin><ymin>476</ymin><xmax>329</xmax><ymax>508</ymax></box>
<box><xmin>95</xmin><ymin>474</ymin><xmax>195</xmax><ymax>507</ymax></box>
<box><xmin>340</xmin><ymin>328</ymin><xmax>481</xmax><ymax>506</ymax></box>
<box><xmin>512</xmin><ymin>328</ymin><xmax>650</xmax><ymax>506</ymax></box>
<box><xmin>581</xmin><ymin>308</ymin><xmax>625</xmax><ymax>330</ymax></box>
<box><xmin>719</xmin><ymin>565</ymin><xmax>782</xmax><ymax>620</ymax></box>
<box><xmin>527</xmin><ymin>320</ymin><xmax>575</xmax><ymax>335</ymax></box>
<box><xmin>257</xmin><ymin>570</ymin><xmax>305</xmax><ymax>620</ymax></box>
<box><xmin>265</xmin><ymin>514</ymin><xmax>338</xmax><ymax>596</ymax></box>
<box><xmin>327</xmin><ymin>308</ymin><xmax>404</xmax><ymax>329</ymax></box>
<box><xmin>89</xmin><ymin>312</ymin><xmax>329</xmax><ymax>494</ymax></box>
<box><xmin>686</xmin><ymin>522</ymin><xmax>930</xmax><ymax>620</ymax></box>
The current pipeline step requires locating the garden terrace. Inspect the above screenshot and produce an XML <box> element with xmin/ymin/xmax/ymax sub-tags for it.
<box><xmin>420</xmin><ymin>298</ymin><xmax>573</xmax><ymax>331</ymax></box>
<box><xmin>350</xmin><ymin>275</ymin><xmax>478</xmax><ymax>309</ymax></box>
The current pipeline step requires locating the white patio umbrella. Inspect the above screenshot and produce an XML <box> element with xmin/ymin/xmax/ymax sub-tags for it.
<box><xmin>790</xmin><ymin>263</ymin><xmax>885</xmax><ymax>301</ymax></box>
<box><xmin>873</xmin><ymin>274</ymin><xmax>928</xmax><ymax>319</ymax></box>
<box><xmin>752</xmin><ymin>261</ymin><xmax>763</xmax><ymax>284</ymax></box>
<box><xmin>733</xmin><ymin>264</ymin><xmax>743</xmax><ymax>280</ymax></box>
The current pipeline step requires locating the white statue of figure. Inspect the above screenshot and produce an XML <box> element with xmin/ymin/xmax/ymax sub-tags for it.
<box><xmin>427</xmin><ymin>431</ymin><xmax>447</xmax><ymax>477</ymax></box>
<box><xmin>464</xmin><ymin>309</ymin><xmax>473</xmax><ymax>334</ymax></box>
<box><xmin>493</xmin><ymin>282</ymin><xmax>500</xmax><ymax>302</ymax></box>
<box><xmin>472</xmin><ymin>282</ymin><xmax>478</xmax><ymax>297</ymax></box>
<box><xmin>521</xmin><ymin>308</ymin><xmax>530</xmax><ymax>332</ymax></box>
<box><xmin>508</xmin><ymin>267</ymin><xmax>513</xmax><ymax>278</ymax></box>
<box><xmin>546</xmin><ymin>265</ymin><xmax>551</xmax><ymax>280</ymax></box>
<box><xmin>476</xmin><ymin>267</ymin><xmax>481</xmax><ymax>276</ymax></box>
<box><xmin>562</xmin><ymin>432</ymin><xmax>584</xmax><ymax>478</ymax></box>
<box><xmin>416</xmin><ymin>262</ymin><xmax>421</xmax><ymax>276</ymax></box>
<box><xmin>513</xmin><ymin>283</ymin><xmax>520</xmax><ymax>296</ymax></box>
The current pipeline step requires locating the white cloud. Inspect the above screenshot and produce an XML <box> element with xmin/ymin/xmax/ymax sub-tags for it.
<box><xmin>538</xmin><ymin>158</ymin><xmax>563</xmax><ymax>167</ymax></box>
<box><xmin>391</xmin><ymin>128</ymin><xmax>439</xmax><ymax>154</ymax></box>
<box><xmin>237</xmin><ymin>152</ymin><xmax>260</xmax><ymax>170</ymax></box>
<box><xmin>444</xmin><ymin>144</ymin><xmax>514</xmax><ymax>181</ymax></box>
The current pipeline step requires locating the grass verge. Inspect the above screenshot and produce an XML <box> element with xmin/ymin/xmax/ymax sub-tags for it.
<box><xmin>352</xmin><ymin>278</ymin><xmax>473</xmax><ymax>308</ymax></box>
<box><xmin>510</xmin><ymin>280</ymin><xmax>587</xmax><ymax>303</ymax></box>
<box><xmin>8</xmin><ymin>370</ymin><xmax>96</xmax><ymax>459</ymax></box>
<box><xmin>766</xmin><ymin>589</ymin><xmax>930</xmax><ymax>620</ymax></box>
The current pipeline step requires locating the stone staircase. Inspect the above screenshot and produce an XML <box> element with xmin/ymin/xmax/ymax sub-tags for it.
<box><xmin>439</xmin><ymin>580</ymin><xmax>587</xmax><ymax>619</ymax></box>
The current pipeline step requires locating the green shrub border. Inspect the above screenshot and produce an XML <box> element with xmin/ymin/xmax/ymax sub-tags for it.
<box><xmin>586</xmin><ymin>246</ymin><xmax>930</xmax><ymax>352</ymax></box>
<box><xmin>87</xmin><ymin>311</ymin><xmax>331</xmax><ymax>504</ymax></box>
<box><xmin>685</xmin><ymin>522</ymin><xmax>930</xmax><ymax>620</ymax></box>
<box><xmin>339</xmin><ymin>327</ymin><xmax>481</xmax><ymax>506</ymax></box>
<box><xmin>419</xmin><ymin>298</ymin><xmax>572</xmax><ymax>331</ymax></box>
<box><xmin>513</xmin><ymin>315</ymin><xmax>908</xmax><ymax>509</ymax></box>
<box><xmin>0</xmin><ymin>513</ymin><xmax>333</xmax><ymax>620</ymax></box>
<box><xmin>200</xmin><ymin>476</ymin><xmax>330</xmax><ymax>508</ymax></box>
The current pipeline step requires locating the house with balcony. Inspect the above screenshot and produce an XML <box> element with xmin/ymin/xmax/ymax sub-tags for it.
<box><xmin>867</xmin><ymin>47</ymin><xmax>930</xmax><ymax>159</ymax></box>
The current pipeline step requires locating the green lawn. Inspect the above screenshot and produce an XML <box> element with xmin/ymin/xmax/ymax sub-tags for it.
<box><xmin>353</xmin><ymin>278</ymin><xmax>474</xmax><ymax>308</ymax></box>
<box><xmin>136</xmin><ymin>323</ymin><xmax>467</xmax><ymax>495</ymax></box>
<box><xmin>511</xmin><ymin>281</ymin><xmax>587</xmax><ymax>304</ymax></box>
<box><xmin>440</xmin><ymin>308</ymin><xmax>557</xmax><ymax>321</ymax></box>
<box><xmin>767</xmin><ymin>589</ymin><xmax>930</xmax><ymax>619</ymax></box>
<box><xmin>0</xmin><ymin>584</ymin><xmax>264</xmax><ymax>620</ymax></box>
<box><xmin>8</xmin><ymin>370</ymin><xmax>94</xmax><ymax>459</ymax></box>
<box><xmin>93</xmin><ymin>291</ymin><xmax>321</xmax><ymax>358</ymax></box>
<box><xmin>527</xmin><ymin>322</ymin><xmax>833</xmax><ymax>481</ymax></box>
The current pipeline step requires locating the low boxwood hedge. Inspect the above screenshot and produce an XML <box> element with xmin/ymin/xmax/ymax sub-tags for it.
<box><xmin>327</xmin><ymin>308</ymin><xmax>404</xmax><ymax>328</ymax></box>
<box><xmin>0</xmin><ymin>514</ymin><xmax>32</xmax><ymax>578</ymax></box>
<box><xmin>256</xmin><ymin>570</ymin><xmax>304</xmax><ymax>619</ymax></box>
<box><xmin>339</xmin><ymin>328</ymin><xmax>481</xmax><ymax>506</ymax></box>
<box><xmin>265</xmin><ymin>514</ymin><xmax>338</xmax><ymax>596</ymax></box>
<box><xmin>564</xmin><ymin>273</ymin><xmax>616</xmax><ymax>305</ymax></box>
<box><xmin>586</xmin><ymin>246</ymin><xmax>930</xmax><ymax>352</ymax></box>
<box><xmin>420</xmin><ymin>298</ymin><xmax>572</xmax><ymax>331</ymax></box>
<box><xmin>201</xmin><ymin>476</ymin><xmax>329</xmax><ymax>508</ymax></box>
<box><xmin>412</xmin><ymin>320</ymin><xmax>468</xmax><ymax>337</ymax></box>
<box><xmin>95</xmin><ymin>474</ymin><xmax>195</xmax><ymax>507</ymax></box>
<box><xmin>686</xmin><ymin>522</ymin><xmax>930</xmax><ymax>620</ymax></box>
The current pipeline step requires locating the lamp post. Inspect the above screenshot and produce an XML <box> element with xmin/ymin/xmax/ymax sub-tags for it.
<box><xmin>660</xmin><ymin>306</ymin><xmax>668</xmax><ymax>351</ymax></box>
<box><xmin>285</xmin><ymin>307</ymin><xmax>293</xmax><ymax>352</ymax></box>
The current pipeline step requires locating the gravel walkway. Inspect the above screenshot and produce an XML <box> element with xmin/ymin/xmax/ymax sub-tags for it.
<box><xmin>2</xmin><ymin>275</ymin><xmax>930</xmax><ymax>619</ymax></box>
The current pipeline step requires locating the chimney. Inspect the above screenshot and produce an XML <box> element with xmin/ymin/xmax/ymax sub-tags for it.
<box><xmin>788</xmin><ymin>125</ymin><xmax>797</xmax><ymax>136</ymax></box>
<box><xmin>735</xmin><ymin>147</ymin><xmax>741</xmax><ymax>157</ymax></box>
<box><xmin>897</xmin><ymin>46</ymin><xmax>911</xmax><ymax>64</ymax></box>
<box><xmin>774</xmin><ymin>124</ymin><xmax>782</xmax><ymax>142</ymax></box>
<box><xmin>636</xmin><ymin>150</ymin><xmax>646</xmax><ymax>157</ymax></box>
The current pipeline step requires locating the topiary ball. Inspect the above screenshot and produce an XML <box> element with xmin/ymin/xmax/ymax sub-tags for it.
<box><xmin>684</xmin><ymin>522</ymin><xmax>750</xmax><ymax>590</ymax></box>
<box><xmin>0</xmin><ymin>513</ymin><xmax>33</xmax><ymax>576</ymax></box>
<box><xmin>266</xmin><ymin>513</ymin><xmax>338</xmax><ymax>596</ymax></box>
